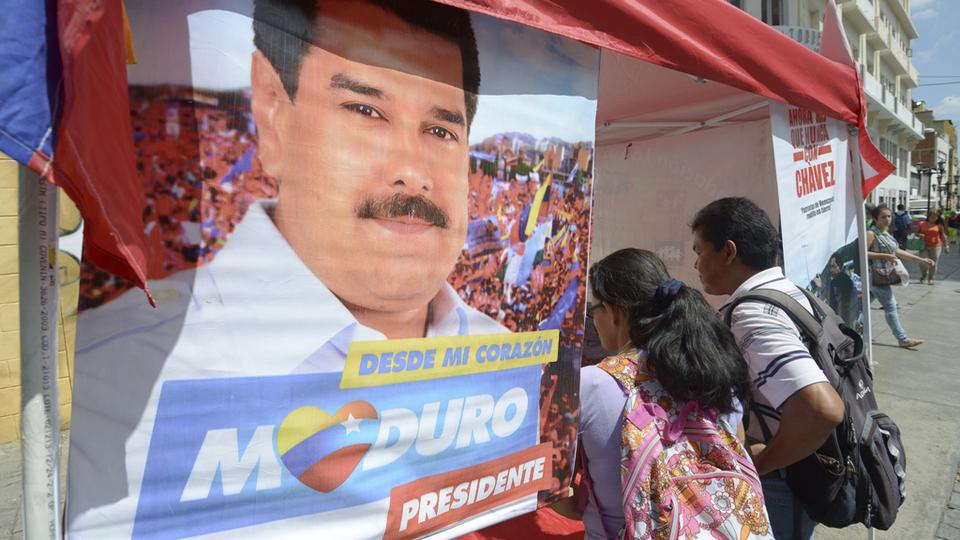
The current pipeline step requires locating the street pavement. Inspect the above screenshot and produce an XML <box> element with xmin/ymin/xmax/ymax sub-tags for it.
<box><xmin>817</xmin><ymin>246</ymin><xmax>960</xmax><ymax>540</ymax></box>
<box><xmin>0</xmin><ymin>248</ymin><xmax>958</xmax><ymax>540</ymax></box>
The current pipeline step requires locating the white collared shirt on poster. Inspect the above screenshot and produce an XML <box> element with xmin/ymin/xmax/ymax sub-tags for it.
<box><xmin>67</xmin><ymin>201</ymin><xmax>508</xmax><ymax>538</ymax></box>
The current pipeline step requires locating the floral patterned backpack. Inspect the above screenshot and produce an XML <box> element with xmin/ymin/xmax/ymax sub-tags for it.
<box><xmin>586</xmin><ymin>351</ymin><xmax>773</xmax><ymax>540</ymax></box>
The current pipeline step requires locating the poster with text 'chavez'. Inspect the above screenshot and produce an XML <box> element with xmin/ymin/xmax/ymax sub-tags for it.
<box><xmin>67</xmin><ymin>1</ymin><xmax>598</xmax><ymax>538</ymax></box>
<box><xmin>770</xmin><ymin>101</ymin><xmax>862</xmax><ymax>330</ymax></box>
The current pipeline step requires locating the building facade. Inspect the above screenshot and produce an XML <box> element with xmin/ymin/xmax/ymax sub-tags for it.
<box><xmin>732</xmin><ymin>0</ymin><xmax>925</xmax><ymax>208</ymax></box>
<box><xmin>913</xmin><ymin>104</ymin><xmax>959</xmax><ymax>212</ymax></box>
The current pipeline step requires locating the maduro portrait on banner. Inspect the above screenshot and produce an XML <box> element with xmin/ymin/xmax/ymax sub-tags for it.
<box><xmin>67</xmin><ymin>1</ymin><xmax>598</xmax><ymax>539</ymax></box>
<box><xmin>770</xmin><ymin>101</ymin><xmax>862</xmax><ymax>329</ymax></box>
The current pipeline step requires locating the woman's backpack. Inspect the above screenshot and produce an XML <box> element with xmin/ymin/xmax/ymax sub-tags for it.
<box><xmin>584</xmin><ymin>352</ymin><xmax>773</xmax><ymax>539</ymax></box>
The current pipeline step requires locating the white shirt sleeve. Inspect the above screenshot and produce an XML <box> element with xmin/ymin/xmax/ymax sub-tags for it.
<box><xmin>730</xmin><ymin>301</ymin><xmax>828</xmax><ymax>409</ymax></box>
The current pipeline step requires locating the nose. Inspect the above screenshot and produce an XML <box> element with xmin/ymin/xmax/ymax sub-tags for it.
<box><xmin>387</xmin><ymin>132</ymin><xmax>433</xmax><ymax>193</ymax></box>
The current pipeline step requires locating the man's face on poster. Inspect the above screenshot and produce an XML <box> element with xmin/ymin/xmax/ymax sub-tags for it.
<box><xmin>252</xmin><ymin>1</ymin><xmax>470</xmax><ymax>314</ymax></box>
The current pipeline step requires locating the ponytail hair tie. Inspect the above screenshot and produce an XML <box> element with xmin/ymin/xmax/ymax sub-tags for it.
<box><xmin>654</xmin><ymin>278</ymin><xmax>684</xmax><ymax>309</ymax></box>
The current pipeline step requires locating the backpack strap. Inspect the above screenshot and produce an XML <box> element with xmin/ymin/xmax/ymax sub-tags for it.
<box><xmin>723</xmin><ymin>288</ymin><xmax>824</xmax><ymax>344</ymax></box>
<box><xmin>724</xmin><ymin>288</ymin><xmax>823</xmax><ymax>446</ymax></box>
<box><xmin>595</xmin><ymin>354</ymin><xmax>640</xmax><ymax>394</ymax></box>
<box><xmin>597</xmin><ymin>354</ymin><xmax>714</xmax><ymax>441</ymax></box>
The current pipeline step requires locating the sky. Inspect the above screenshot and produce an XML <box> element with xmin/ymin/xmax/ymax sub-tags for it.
<box><xmin>910</xmin><ymin>0</ymin><xmax>960</xmax><ymax>127</ymax></box>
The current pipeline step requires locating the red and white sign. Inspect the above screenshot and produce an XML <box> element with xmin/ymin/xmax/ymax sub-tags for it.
<box><xmin>770</xmin><ymin>101</ymin><xmax>858</xmax><ymax>292</ymax></box>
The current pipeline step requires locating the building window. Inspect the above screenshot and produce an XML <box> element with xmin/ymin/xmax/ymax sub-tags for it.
<box><xmin>762</xmin><ymin>0</ymin><xmax>784</xmax><ymax>25</ymax></box>
<box><xmin>727</xmin><ymin>0</ymin><xmax>742</xmax><ymax>7</ymax></box>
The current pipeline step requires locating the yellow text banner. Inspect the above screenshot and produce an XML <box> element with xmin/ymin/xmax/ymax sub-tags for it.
<box><xmin>340</xmin><ymin>330</ymin><xmax>559</xmax><ymax>389</ymax></box>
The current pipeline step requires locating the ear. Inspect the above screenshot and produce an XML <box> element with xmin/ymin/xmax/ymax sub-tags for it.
<box><xmin>722</xmin><ymin>239</ymin><xmax>738</xmax><ymax>265</ymax></box>
<box><xmin>608</xmin><ymin>303</ymin><xmax>628</xmax><ymax>328</ymax></box>
<box><xmin>251</xmin><ymin>50</ymin><xmax>291</xmax><ymax>178</ymax></box>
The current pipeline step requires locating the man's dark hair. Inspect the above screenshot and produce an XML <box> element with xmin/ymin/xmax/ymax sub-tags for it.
<box><xmin>897</xmin><ymin>204</ymin><xmax>905</xmax><ymax>211</ymax></box>
<box><xmin>252</xmin><ymin>0</ymin><xmax>480</xmax><ymax>126</ymax></box>
<box><xmin>691</xmin><ymin>197</ymin><xmax>780</xmax><ymax>271</ymax></box>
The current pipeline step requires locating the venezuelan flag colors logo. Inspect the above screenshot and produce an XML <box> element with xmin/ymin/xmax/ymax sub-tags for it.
<box><xmin>277</xmin><ymin>401</ymin><xmax>379</xmax><ymax>492</ymax></box>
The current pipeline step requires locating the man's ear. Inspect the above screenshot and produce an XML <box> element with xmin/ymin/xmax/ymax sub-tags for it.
<box><xmin>251</xmin><ymin>50</ymin><xmax>290</xmax><ymax>178</ymax></box>
<box><xmin>723</xmin><ymin>239</ymin><xmax>739</xmax><ymax>265</ymax></box>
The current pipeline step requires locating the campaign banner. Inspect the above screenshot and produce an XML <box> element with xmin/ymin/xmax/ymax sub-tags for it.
<box><xmin>770</xmin><ymin>101</ymin><xmax>862</xmax><ymax>329</ymax></box>
<box><xmin>133</xmin><ymin>368</ymin><xmax>543</xmax><ymax>539</ymax></box>
<box><xmin>67</xmin><ymin>1</ymin><xmax>598</xmax><ymax>538</ymax></box>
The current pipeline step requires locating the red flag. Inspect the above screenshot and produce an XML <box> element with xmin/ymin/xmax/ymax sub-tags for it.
<box><xmin>54</xmin><ymin>1</ymin><xmax>152</xmax><ymax>303</ymax></box>
<box><xmin>820</xmin><ymin>0</ymin><xmax>895</xmax><ymax>198</ymax></box>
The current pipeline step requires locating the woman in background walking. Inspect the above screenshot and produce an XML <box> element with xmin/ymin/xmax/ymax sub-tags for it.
<box><xmin>918</xmin><ymin>209</ymin><xmax>949</xmax><ymax>284</ymax></box>
<box><xmin>867</xmin><ymin>205</ymin><xmax>934</xmax><ymax>348</ymax></box>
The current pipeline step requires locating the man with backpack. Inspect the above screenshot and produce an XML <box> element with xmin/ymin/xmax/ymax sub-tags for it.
<box><xmin>892</xmin><ymin>204</ymin><xmax>912</xmax><ymax>248</ymax></box>
<box><xmin>691</xmin><ymin>198</ymin><xmax>845</xmax><ymax>539</ymax></box>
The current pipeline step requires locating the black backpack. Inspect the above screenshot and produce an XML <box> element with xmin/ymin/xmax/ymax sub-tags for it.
<box><xmin>725</xmin><ymin>288</ymin><xmax>907</xmax><ymax>530</ymax></box>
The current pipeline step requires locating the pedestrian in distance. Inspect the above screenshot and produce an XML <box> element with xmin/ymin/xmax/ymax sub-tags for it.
<box><xmin>691</xmin><ymin>197</ymin><xmax>844</xmax><ymax>540</ymax></box>
<box><xmin>579</xmin><ymin>248</ymin><xmax>771</xmax><ymax>540</ymax></box>
<box><xmin>866</xmin><ymin>204</ymin><xmax>934</xmax><ymax>348</ymax></box>
<box><xmin>891</xmin><ymin>204</ymin><xmax>912</xmax><ymax>249</ymax></box>
<box><xmin>917</xmin><ymin>208</ymin><xmax>949</xmax><ymax>284</ymax></box>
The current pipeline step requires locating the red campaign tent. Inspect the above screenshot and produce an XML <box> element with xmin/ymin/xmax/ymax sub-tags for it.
<box><xmin>31</xmin><ymin>0</ymin><xmax>890</xmax><ymax>298</ymax></box>
<box><xmin>2</xmin><ymin>1</ymin><xmax>890</xmax><ymax>538</ymax></box>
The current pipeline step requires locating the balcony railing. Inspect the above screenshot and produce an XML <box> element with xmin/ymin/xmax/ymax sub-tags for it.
<box><xmin>871</xmin><ymin>15</ymin><xmax>914</xmax><ymax>79</ymax></box>
<box><xmin>850</xmin><ymin>0</ymin><xmax>876</xmax><ymax>30</ymax></box>
<box><xmin>860</xmin><ymin>65</ymin><xmax>924</xmax><ymax>139</ymax></box>
<box><xmin>773</xmin><ymin>25</ymin><xmax>821</xmax><ymax>52</ymax></box>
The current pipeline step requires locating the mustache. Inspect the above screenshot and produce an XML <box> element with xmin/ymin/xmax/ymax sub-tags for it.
<box><xmin>356</xmin><ymin>193</ymin><xmax>449</xmax><ymax>229</ymax></box>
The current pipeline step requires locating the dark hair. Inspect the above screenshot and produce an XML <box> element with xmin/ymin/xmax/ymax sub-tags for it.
<box><xmin>927</xmin><ymin>209</ymin><xmax>945</xmax><ymax>226</ymax></box>
<box><xmin>253</xmin><ymin>0</ymin><xmax>480</xmax><ymax>126</ymax></box>
<box><xmin>897</xmin><ymin>204</ymin><xmax>905</xmax><ymax>211</ymax></box>
<box><xmin>871</xmin><ymin>204</ymin><xmax>890</xmax><ymax>221</ymax></box>
<box><xmin>588</xmin><ymin>249</ymin><xmax>750</xmax><ymax>414</ymax></box>
<box><xmin>691</xmin><ymin>197</ymin><xmax>780</xmax><ymax>270</ymax></box>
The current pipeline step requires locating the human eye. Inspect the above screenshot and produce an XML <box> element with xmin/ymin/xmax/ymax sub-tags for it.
<box><xmin>342</xmin><ymin>102</ymin><xmax>385</xmax><ymax>119</ymax></box>
<box><xmin>426</xmin><ymin>125</ymin><xmax>458</xmax><ymax>142</ymax></box>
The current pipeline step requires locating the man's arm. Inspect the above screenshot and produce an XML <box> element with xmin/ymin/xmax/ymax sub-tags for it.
<box><xmin>749</xmin><ymin>381</ymin><xmax>844</xmax><ymax>476</ymax></box>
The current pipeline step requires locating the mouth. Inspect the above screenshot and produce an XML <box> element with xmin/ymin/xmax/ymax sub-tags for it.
<box><xmin>369</xmin><ymin>216</ymin><xmax>435</xmax><ymax>235</ymax></box>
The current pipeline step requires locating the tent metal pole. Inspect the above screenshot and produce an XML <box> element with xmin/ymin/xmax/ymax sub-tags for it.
<box><xmin>669</xmin><ymin>100</ymin><xmax>770</xmax><ymax>136</ymax></box>
<box><xmin>848</xmin><ymin>126</ymin><xmax>875</xmax><ymax>540</ymax></box>
<box><xmin>598</xmin><ymin>121</ymin><xmax>736</xmax><ymax>130</ymax></box>
<box><xmin>18</xmin><ymin>166</ymin><xmax>62</xmax><ymax>540</ymax></box>
<box><xmin>848</xmin><ymin>127</ymin><xmax>873</xmax><ymax>366</ymax></box>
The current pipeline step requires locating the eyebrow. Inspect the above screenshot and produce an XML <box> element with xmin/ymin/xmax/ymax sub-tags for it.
<box><xmin>429</xmin><ymin>106</ymin><xmax>465</xmax><ymax>128</ymax></box>
<box><xmin>330</xmin><ymin>73</ymin><xmax>383</xmax><ymax>98</ymax></box>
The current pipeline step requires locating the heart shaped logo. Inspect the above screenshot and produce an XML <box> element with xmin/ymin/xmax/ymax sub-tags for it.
<box><xmin>277</xmin><ymin>401</ymin><xmax>378</xmax><ymax>492</ymax></box>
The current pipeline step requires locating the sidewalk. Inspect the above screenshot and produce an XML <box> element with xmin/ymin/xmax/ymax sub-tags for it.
<box><xmin>0</xmin><ymin>249</ymin><xmax>958</xmax><ymax>540</ymax></box>
<box><xmin>818</xmin><ymin>246</ymin><xmax>960</xmax><ymax>540</ymax></box>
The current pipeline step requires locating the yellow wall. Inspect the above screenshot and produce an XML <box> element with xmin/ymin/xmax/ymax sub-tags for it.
<box><xmin>0</xmin><ymin>153</ymin><xmax>77</xmax><ymax>443</ymax></box>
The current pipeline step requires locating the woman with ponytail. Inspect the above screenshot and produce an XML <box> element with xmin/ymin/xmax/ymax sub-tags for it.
<box><xmin>578</xmin><ymin>248</ymin><xmax>765</xmax><ymax>540</ymax></box>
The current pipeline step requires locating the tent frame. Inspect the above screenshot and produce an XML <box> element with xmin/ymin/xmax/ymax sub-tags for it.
<box><xmin>599</xmin><ymin>100</ymin><xmax>770</xmax><ymax>139</ymax></box>
<box><xmin>18</xmin><ymin>168</ymin><xmax>62</xmax><ymax>540</ymax></box>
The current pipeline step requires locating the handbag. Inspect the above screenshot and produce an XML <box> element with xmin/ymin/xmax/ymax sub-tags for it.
<box><xmin>871</xmin><ymin>263</ymin><xmax>901</xmax><ymax>286</ymax></box>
